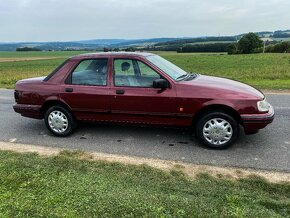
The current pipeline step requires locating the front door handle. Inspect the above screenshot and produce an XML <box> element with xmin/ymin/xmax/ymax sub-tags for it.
<box><xmin>116</xmin><ymin>90</ymin><xmax>125</xmax><ymax>95</ymax></box>
<box><xmin>65</xmin><ymin>87</ymin><xmax>73</xmax><ymax>93</ymax></box>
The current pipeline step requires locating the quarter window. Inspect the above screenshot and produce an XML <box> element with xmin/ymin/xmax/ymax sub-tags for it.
<box><xmin>70</xmin><ymin>59</ymin><xmax>108</xmax><ymax>86</ymax></box>
<box><xmin>114</xmin><ymin>59</ymin><xmax>161</xmax><ymax>87</ymax></box>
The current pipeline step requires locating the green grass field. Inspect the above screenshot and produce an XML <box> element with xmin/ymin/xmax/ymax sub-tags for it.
<box><xmin>0</xmin><ymin>51</ymin><xmax>290</xmax><ymax>89</ymax></box>
<box><xmin>159</xmin><ymin>52</ymin><xmax>290</xmax><ymax>90</ymax></box>
<box><xmin>0</xmin><ymin>51</ymin><xmax>85</xmax><ymax>58</ymax></box>
<box><xmin>0</xmin><ymin>150</ymin><xmax>289</xmax><ymax>217</ymax></box>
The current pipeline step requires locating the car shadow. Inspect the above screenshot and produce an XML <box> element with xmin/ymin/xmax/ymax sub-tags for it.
<box><xmin>15</xmin><ymin>119</ymin><xmax>262</xmax><ymax>151</ymax></box>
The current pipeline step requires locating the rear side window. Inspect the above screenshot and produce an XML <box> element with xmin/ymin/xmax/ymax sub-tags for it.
<box><xmin>68</xmin><ymin>59</ymin><xmax>108</xmax><ymax>86</ymax></box>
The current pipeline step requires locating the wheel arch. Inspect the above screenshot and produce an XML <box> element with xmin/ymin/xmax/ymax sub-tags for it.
<box><xmin>192</xmin><ymin>104</ymin><xmax>243</xmax><ymax>128</ymax></box>
<box><xmin>40</xmin><ymin>100</ymin><xmax>74</xmax><ymax>118</ymax></box>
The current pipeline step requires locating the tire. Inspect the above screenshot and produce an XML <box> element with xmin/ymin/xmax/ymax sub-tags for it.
<box><xmin>195</xmin><ymin>112</ymin><xmax>239</xmax><ymax>149</ymax></box>
<box><xmin>44</xmin><ymin>105</ymin><xmax>77</xmax><ymax>137</ymax></box>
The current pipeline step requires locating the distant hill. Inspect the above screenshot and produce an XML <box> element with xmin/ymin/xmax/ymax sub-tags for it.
<box><xmin>73</xmin><ymin>39</ymin><xmax>127</xmax><ymax>45</ymax></box>
<box><xmin>74</xmin><ymin>38</ymin><xmax>180</xmax><ymax>46</ymax></box>
<box><xmin>152</xmin><ymin>30</ymin><xmax>290</xmax><ymax>52</ymax></box>
<box><xmin>0</xmin><ymin>38</ymin><xmax>182</xmax><ymax>51</ymax></box>
<box><xmin>0</xmin><ymin>29</ymin><xmax>289</xmax><ymax>51</ymax></box>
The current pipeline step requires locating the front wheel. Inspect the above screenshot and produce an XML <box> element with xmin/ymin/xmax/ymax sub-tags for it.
<box><xmin>195</xmin><ymin>112</ymin><xmax>239</xmax><ymax>149</ymax></box>
<box><xmin>44</xmin><ymin>105</ymin><xmax>76</xmax><ymax>137</ymax></box>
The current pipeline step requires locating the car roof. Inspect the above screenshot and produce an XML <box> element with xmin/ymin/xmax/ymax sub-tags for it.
<box><xmin>70</xmin><ymin>52</ymin><xmax>155</xmax><ymax>60</ymax></box>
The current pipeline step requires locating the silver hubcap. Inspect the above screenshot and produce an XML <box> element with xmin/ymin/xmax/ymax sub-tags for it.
<box><xmin>203</xmin><ymin>118</ymin><xmax>233</xmax><ymax>145</ymax></box>
<box><xmin>48</xmin><ymin>110</ymin><xmax>68</xmax><ymax>133</ymax></box>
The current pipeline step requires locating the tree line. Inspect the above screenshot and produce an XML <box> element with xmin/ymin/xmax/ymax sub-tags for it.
<box><xmin>177</xmin><ymin>43</ymin><xmax>232</xmax><ymax>53</ymax></box>
<box><xmin>155</xmin><ymin>36</ymin><xmax>236</xmax><ymax>46</ymax></box>
<box><xmin>265</xmin><ymin>41</ymin><xmax>290</xmax><ymax>53</ymax></box>
<box><xmin>227</xmin><ymin>33</ymin><xmax>290</xmax><ymax>54</ymax></box>
<box><xmin>153</xmin><ymin>33</ymin><xmax>289</xmax><ymax>54</ymax></box>
<box><xmin>16</xmin><ymin>47</ymin><xmax>42</xmax><ymax>51</ymax></box>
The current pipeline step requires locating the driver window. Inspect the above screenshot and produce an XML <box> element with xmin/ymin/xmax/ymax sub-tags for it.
<box><xmin>114</xmin><ymin>59</ymin><xmax>161</xmax><ymax>87</ymax></box>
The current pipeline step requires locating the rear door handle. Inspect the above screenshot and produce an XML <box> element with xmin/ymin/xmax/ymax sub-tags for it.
<box><xmin>65</xmin><ymin>88</ymin><xmax>73</xmax><ymax>93</ymax></box>
<box><xmin>116</xmin><ymin>90</ymin><xmax>125</xmax><ymax>95</ymax></box>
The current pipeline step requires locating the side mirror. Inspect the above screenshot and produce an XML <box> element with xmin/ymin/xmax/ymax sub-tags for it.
<box><xmin>153</xmin><ymin>79</ymin><xmax>169</xmax><ymax>89</ymax></box>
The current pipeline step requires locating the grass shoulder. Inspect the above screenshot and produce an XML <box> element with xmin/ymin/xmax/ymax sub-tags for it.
<box><xmin>0</xmin><ymin>150</ymin><xmax>289</xmax><ymax>217</ymax></box>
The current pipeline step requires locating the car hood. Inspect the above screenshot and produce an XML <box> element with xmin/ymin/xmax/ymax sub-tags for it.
<box><xmin>179</xmin><ymin>74</ymin><xmax>264</xmax><ymax>100</ymax></box>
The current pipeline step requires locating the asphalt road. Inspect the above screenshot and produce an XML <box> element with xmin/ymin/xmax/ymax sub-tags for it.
<box><xmin>1</xmin><ymin>89</ymin><xmax>290</xmax><ymax>172</ymax></box>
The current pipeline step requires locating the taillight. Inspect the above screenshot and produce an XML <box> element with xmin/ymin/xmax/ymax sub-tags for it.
<box><xmin>14</xmin><ymin>90</ymin><xmax>20</xmax><ymax>100</ymax></box>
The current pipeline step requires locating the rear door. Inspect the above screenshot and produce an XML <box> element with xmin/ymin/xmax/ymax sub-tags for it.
<box><xmin>60</xmin><ymin>58</ymin><xmax>112</xmax><ymax>121</ymax></box>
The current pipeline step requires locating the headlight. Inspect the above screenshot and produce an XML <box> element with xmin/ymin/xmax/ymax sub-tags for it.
<box><xmin>257</xmin><ymin>99</ymin><xmax>270</xmax><ymax>112</ymax></box>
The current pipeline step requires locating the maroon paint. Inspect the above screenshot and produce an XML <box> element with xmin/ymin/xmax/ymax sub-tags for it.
<box><xmin>13</xmin><ymin>52</ymin><xmax>274</xmax><ymax>134</ymax></box>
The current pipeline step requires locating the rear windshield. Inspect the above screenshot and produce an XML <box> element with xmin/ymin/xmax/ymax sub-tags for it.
<box><xmin>43</xmin><ymin>59</ymin><xmax>69</xmax><ymax>81</ymax></box>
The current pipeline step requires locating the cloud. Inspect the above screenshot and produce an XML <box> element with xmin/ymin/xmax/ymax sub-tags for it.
<box><xmin>0</xmin><ymin>0</ymin><xmax>289</xmax><ymax>41</ymax></box>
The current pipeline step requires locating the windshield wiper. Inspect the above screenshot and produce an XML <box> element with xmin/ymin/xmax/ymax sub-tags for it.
<box><xmin>176</xmin><ymin>73</ymin><xmax>190</xmax><ymax>81</ymax></box>
<box><xmin>185</xmin><ymin>72</ymin><xmax>198</xmax><ymax>80</ymax></box>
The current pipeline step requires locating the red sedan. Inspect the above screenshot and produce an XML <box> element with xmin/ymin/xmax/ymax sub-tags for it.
<box><xmin>13</xmin><ymin>52</ymin><xmax>274</xmax><ymax>149</ymax></box>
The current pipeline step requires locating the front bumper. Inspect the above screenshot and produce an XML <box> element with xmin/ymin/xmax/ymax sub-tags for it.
<box><xmin>13</xmin><ymin>104</ymin><xmax>42</xmax><ymax>119</ymax></box>
<box><xmin>241</xmin><ymin>105</ymin><xmax>274</xmax><ymax>134</ymax></box>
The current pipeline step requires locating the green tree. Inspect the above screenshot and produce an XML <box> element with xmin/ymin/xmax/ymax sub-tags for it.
<box><xmin>265</xmin><ymin>41</ymin><xmax>290</xmax><ymax>53</ymax></box>
<box><xmin>227</xmin><ymin>43</ymin><xmax>238</xmax><ymax>55</ymax></box>
<box><xmin>16</xmin><ymin>47</ymin><xmax>41</xmax><ymax>51</ymax></box>
<box><xmin>103</xmin><ymin>47</ymin><xmax>110</xmax><ymax>52</ymax></box>
<box><xmin>125</xmin><ymin>47</ymin><xmax>136</xmax><ymax>52</ymax></box>
<box><xmin>238</xmin><ymin>33</ymin><xmax>263</xmax><ymax>54</ymax></box>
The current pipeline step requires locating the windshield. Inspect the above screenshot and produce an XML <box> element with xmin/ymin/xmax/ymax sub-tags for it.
<box><xmin>146</xmin><ymin>55</ymin><xmax>188</xmax><ymax>81</ymax></box>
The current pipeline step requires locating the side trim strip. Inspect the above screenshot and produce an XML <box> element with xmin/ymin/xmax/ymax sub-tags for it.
<box><xmin>72</xmin><ymin>109</ymin><xmax>193</xmax><ymax>118</ymax></box>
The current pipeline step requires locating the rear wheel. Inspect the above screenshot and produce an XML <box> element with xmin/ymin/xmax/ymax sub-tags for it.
<box><xmin>195</xmin><ymin>112</ymin><xmax>239</xmax><ymax>149</ymax></box>
<box><xmin>44</xmin><ymin>105</ymin><xmax>76</xmax><ymax>136</ymax></box>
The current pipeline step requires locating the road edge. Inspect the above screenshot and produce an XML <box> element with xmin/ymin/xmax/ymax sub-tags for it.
<box><xmin>0</xmin><ymin>141</ymin><xmax>289</xmax><ymax>184</ymax></box>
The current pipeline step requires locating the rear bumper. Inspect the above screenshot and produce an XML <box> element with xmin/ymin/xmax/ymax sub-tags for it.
<box><xmin>13</xmin><ymin>104</ymin><xmax>42</xmax><ymax>119</ymax></box>
<box><xmin>241</xmin><ymin>106</ymin><xmax>274</xmax><ymax>134</ymax></box>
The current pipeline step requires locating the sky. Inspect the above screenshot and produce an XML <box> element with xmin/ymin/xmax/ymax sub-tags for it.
<box><xmin>0</xmin><ymin>0</ymin><xmax>290</xmax><ymax>42</ymax></box>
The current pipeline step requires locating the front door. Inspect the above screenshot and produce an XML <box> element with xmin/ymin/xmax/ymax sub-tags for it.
<box><xmin>110</xmin><ymin>58</ymin><xmax>178</xmax><ymax>125</ymax></box>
